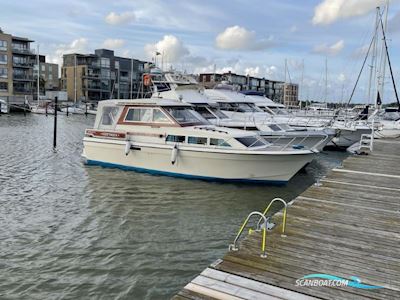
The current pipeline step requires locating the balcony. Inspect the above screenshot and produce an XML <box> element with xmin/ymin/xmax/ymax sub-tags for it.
<box><xmin>12</xmin><ymin>48</ymin><xmax>34</xmax><ymax>55</ymax></box>
<box><xmin>14</xmin><ymin>88</ymin><xmax>32</xmax><ymax>94</ymax></box>
<box><xmin>13</xmin><ymin>62</ymin><xmax>34</xmax><ymax>68</ymax></box>
<box><xmin>83</xmin><ymin>84</ymin><xmax>102</xmax><ymax>91</ymax></box>
<box><xmin>13</xmin><ymin>74</ymin><xmax>34</xmax><ymax>81</ymax></box>
<box><xmin>83</xmin><ymin>73</ymin><xmax>101</xmax><ymax>79</ymax></box>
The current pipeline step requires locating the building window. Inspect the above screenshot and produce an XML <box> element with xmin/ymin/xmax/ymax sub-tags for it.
<box><xmin>48</xmin><ymin>74</ymin><xmax>53</xmax><ymax>80</ymax></box>
<box><xmin>0</xmin><ymin>68</ymin><xmax>7</xmax><ymax>78</ymax></box>
<box><xmin>0</xmin><ymin>54</ymin><xmax>7</xmax><ymax>64</ymax></box>
<box><xmin>0</xmin><ymin>40</ymin><xmax>7</xmax><ymax>51</ymax></box>
<box><xmin>100</xmin><ymin>57</ymin><xmax>110</xmax><ymax>68</ymax></box>
<box><xmin>101</xmin><ymin>69</ymin><xmax>110</xmax><ymax>79</ymax></box>
<box><xmin>0</xmin><ymin>82</ymin><xmax>7</xmax><ymax>91</ymax></box>
<box><xmin>115</xmin><ymin>61</ymin><xmax>119</xmax><ymax>69</ymax></box>
<box><xmin>41</xmin><ymin>65</ymin><xmax>45</xmax><ymax>72</ymax></box>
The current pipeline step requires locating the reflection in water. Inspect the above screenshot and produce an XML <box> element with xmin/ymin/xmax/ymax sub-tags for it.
<box><xmin>0</xmin><ymin>114</ymin><xmax>347</xmax><ymax>299</ymax></box>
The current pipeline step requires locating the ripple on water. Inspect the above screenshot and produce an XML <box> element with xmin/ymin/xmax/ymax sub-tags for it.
<box><xmin>0</xmin><ymin>114</ymin><xmax>347</xmax><ymax>299</ymax></box>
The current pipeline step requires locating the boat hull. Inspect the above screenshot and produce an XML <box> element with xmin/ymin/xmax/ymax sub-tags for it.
<box><xmin>83</xmin><ymin>139</ymin><xmax>315</xmax><ymax>184</ymax></box>
<box><xmin>327</xmin><ymin>128</ymin><xmax>372</xmax><ymax>148</ymax></box>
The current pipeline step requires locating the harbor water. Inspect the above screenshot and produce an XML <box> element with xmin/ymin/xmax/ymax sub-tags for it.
<box><xmin>0</xmin><ymin>114</ymin><xmax>347</xmax><ymax>299</ymax></box>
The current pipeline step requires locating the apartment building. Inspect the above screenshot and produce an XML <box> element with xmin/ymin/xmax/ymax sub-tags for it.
<box><xmin>283</xmin><ymin>83</ymin><xmax>299</xmax><ymax>108</ymax></box>
<box><xmin>0</xmin><ymin>28</ymin><xmax>35</xmax><ymax>105</ymax></box>
<box><xmin>61</xmin><ymin>49</ymin><xmax>146</xmax><ymax>102</ymax></box>
<box><xmin>198</xmin><ymin>71</ymin><xmax>290</xmax><ymax>105</ymax></box>
<box><xmin>33</xmin><ymin>59</ymin><xmax>59</xmax><ymax>92</ymax></box>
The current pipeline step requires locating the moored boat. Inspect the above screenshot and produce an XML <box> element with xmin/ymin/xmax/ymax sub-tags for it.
<box><xmin>82</xmin><ymin>99</ymin><xmax>316</xmax><ymax>184</ymax></box>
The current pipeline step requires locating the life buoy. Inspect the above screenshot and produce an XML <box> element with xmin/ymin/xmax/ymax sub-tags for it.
<box><xmin>143</xmin><ymin>74</ymin><xmax>151</xmax><ymax>86</ymax></box>
<box><xmin>171</xmin><ymin>144</ymin><xmax>178</xmax><ymax>165</ymax></box>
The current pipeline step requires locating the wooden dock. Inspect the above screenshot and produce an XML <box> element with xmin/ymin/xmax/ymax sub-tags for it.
<box><xmin>173</xmin><ymin>138</ymin><xmax>400</xmax><ymax>300</ymax></box>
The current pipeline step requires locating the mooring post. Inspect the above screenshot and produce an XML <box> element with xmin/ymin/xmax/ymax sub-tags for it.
<box><xmin>53</xmin><ymin>97</ymin><xmax>58</xmax><ymax>150</ymax></box>
<box><xmin>85</xmin><ymin>102</ymin><xmax>88</xmax><ymax>117</ymax></box>
<box><xmin>66</xmin><ymin>104</ymin><xmax>69</xmax><ymax>117</ymax></box>
<box><xmin>45</xmin><ymin>102</ymin><xmax>48</xmax><ymax>117</ymax></box>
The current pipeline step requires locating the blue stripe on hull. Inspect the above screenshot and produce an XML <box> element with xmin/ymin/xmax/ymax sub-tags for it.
<box><xmin>85</xmin><ymin>159</ymin><xmax>288</xmax><ymax>185</ymax></box>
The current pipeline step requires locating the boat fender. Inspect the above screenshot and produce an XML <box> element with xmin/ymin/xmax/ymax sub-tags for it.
<box><xmin>125</xmin><ymin>141</ymin><xmax>131</xmax><ymax>156</ymax></box>
<box><xmin>171</xmin><ymin>144</ymin><xmax>178</xmax><ymax>165</ymax></box>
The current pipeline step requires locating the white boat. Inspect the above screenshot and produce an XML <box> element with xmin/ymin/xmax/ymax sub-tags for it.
<box><xmin>61</xmin><ymin>106</ymin><xmax>86</xmax><ymax>115</ymax></box>
<box><xmin>82</xmin><ymin>99</ymin><xmax>316</xmax><ymax>184</ymax></box>
<box><xmin>0</xmin><ymin>99</ymin><xmax>8</xmax><ymax>114</ymax></box>
<box><xmin>30</xmin><ymin>102</ymin><xmax>55</xmax><ymax>114</ymax></box>
<box><xmin>150</xmin><ymin>72</ymin><xmax>334</xmax><ymax>151</ymax></box>
<box><xmin>373</xmin><ymin>108</ymin><xmax>400</xmax><ymax>138</ymax></box>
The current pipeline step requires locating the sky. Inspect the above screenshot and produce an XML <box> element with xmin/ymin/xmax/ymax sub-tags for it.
<box><xmin>1</xmin><ymin>0</ymin><xmax>400</xmax><ymax>103</ymax></box>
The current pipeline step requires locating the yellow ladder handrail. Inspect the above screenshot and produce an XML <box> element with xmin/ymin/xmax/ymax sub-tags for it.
<box><xmin>229</xmin><ymin>211</ymin><xmax>269</xmax><ymax>258</ymax></box>
<box><xmin>257</xmin><ymin>197</ymin><xmax>288</xmax><ymax>237</ymax></box>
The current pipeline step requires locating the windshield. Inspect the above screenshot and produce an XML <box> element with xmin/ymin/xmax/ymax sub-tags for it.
<box><xmin>208</xmin><ymin>107</ymin><xmax>229</xmax><ymax>119</ymax></box>
<box><xmin>193</xmin><ymin>106</ymin><xmax>215</xmax><ymax>119</ymax></box>
<box><xmin>219</xmin><ymin>102</ymin><xmax>262</xmax><ymax>113</ymax></box>
<box><xmin>165</xmin><ymin>107</ymin><xmax>210</xmax><ymax>126</ymax></box>
<box><xmin>271</xmin><ymin>108</ymin><xmax>289</xmax><ymax>115</ymax></box>
<box><xmin>236</xmin><ymin>136</ymin><xmax>267</xmax><ymax>148</ymax></box>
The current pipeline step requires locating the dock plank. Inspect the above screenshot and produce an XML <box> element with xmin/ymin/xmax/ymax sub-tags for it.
<box><xmin>173</xmin><ymin>138</ymin><xmax>400</xmax><ymax>300</ymax></box>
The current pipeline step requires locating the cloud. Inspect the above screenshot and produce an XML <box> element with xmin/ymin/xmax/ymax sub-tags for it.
<box><xmin>102</xmin><ymin>38</ymin><xmax>125</xmax><ymax>49</ymax></box>
<box><xmin>351</xmin><ymin>44</ymin><xmax>370</xmax><ymax>58</ymax></box>
<box><xmin>313</xmin><ymin>40</ymin><xmax>344</xmax><ymax>55</ymax></box>
<box><xmin>215</xmin><ymin>26</ymin><xmax>274</xmax><ymax>51</ymax></box>
<box><xmin>312</xmin><ymin>0</ymin><xmax>386</xmax><ymax>25</ymax></box>
<box><xmin>338</xmin><ymin>73</ymin><xmax>346</xmax><ymax>82</ymax></box>
<box><xmin>245</xmin><ymin>66</ymin><xmax>261</xmax><ymax>77</ymax></box>
<box><xmin>49</xmin><ymin>38</ymin><xmax>89</xmax><ymax>65</ymax></box>
<box><xmin>144</xmin><ymin>35</ymin><xmax>189</xmax><ymax>63</ymax></box>
<box><xmin>105</xmin><ymin>11</ymin><xmax>136</xmax><ymax>25</ymax></box>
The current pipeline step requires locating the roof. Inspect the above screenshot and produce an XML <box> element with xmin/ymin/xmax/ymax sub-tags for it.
<box><xmin>244</xmin><ymin>94</ymin><xmax>285</xmax><ymax>108</ymax></box>
<box><xmin>98</xmin><ymin>98</ymin><xmax>193</xmax><ymax>108</ymax></box>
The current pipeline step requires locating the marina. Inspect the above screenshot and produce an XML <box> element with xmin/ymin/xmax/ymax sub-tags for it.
<box><xmin>1</xmin><ymin>1</ymin><xmax>400</xmax><ymax>299</ymax></box>
<box><xmin>0</xmin><ymin>114</ymin><xmax>346</xmax><ymax>299</ymax></box>
<box><xmin>173</xmin><ymin>137</ymin><xmax>400</xmax><ymax>300</ymax></box>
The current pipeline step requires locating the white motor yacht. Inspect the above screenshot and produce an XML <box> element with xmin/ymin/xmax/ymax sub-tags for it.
<box><xmin>82</xmin><ymin>99</ymin><xmax>316</xmax><ymax>184</ymax></box>
<box><xmin>150</xmin><ymin>72</ymin><xmax>333</xmax><ymax>151</ymax></box>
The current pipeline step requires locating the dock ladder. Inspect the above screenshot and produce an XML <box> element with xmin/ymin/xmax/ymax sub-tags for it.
<box><xmin>229</xmin><ymin>198</ymin><xmax>288</xmax><ymax>258</ymax></box>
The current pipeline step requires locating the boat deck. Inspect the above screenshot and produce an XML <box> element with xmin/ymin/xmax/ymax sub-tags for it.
<box><xmin>172</xmin><ymin>138</ymin><xmax>400</xmax><ymax>300</ymax></box>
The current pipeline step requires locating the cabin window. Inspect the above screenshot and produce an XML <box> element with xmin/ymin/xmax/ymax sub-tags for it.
<box><xmin>268</xmin><ymin>124</ymin><xmax>282</xmax><ymax>131</ymax></box>
<box><xmin>210</xmin><ymin>138</ymin><xmax>231</xmax><ymax>147</ymax></box>
<box><xmin>165</xmin><ymin>107</ymin><xmax>209</xmax><ymax>126</ymax></box>
<box><xmin>236</xmin><ymin>137</ymin><xmax>266</xmax><ymax>147</ymax></box>
<box><xmin>166</xmin><ymin>135</ymin><xmax>185</xmax><ymax>143</ymax></box>
<box><xmin>125</xmin><ymin>108</ymin><xmax>152</xmax><ymax>122</ymax></box>
<box><xmin>101</xmin><ymin>106</ymin><xmax>119</xmax><ymax>125</ymax></box>
<box><xmin>188</xmin><ymin>136</ymin><xmax>207</xmax><ymax>145</ymax></box>
<box><xmin>152</xmin><ymin>109</ymin><xmax>172</xmax><ymax>123</ymax></box>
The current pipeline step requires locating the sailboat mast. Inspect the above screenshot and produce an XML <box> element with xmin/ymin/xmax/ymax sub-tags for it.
<box><xmin>367</xmin><ymin>7</ymin><xmax>379</xmax><ymax>106</ymax></box>
<box><xmin>36</xmin><ymin>44</ymin><xmax>40</xmax><ymax>104</ymax></box>
<box><xmin>74</xmin><ymin>54</ymin><xmax>77</xmax><ymax>104</ymax></box>
<box><xmin>324</xmin><ymin>57</ymin><xmax>328</xmax><ymax>103</ymax></box>
<box><xmin>378</xmin><ymin>1</ymin><xmax>389</xmax><ymax>102</ymax></box>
